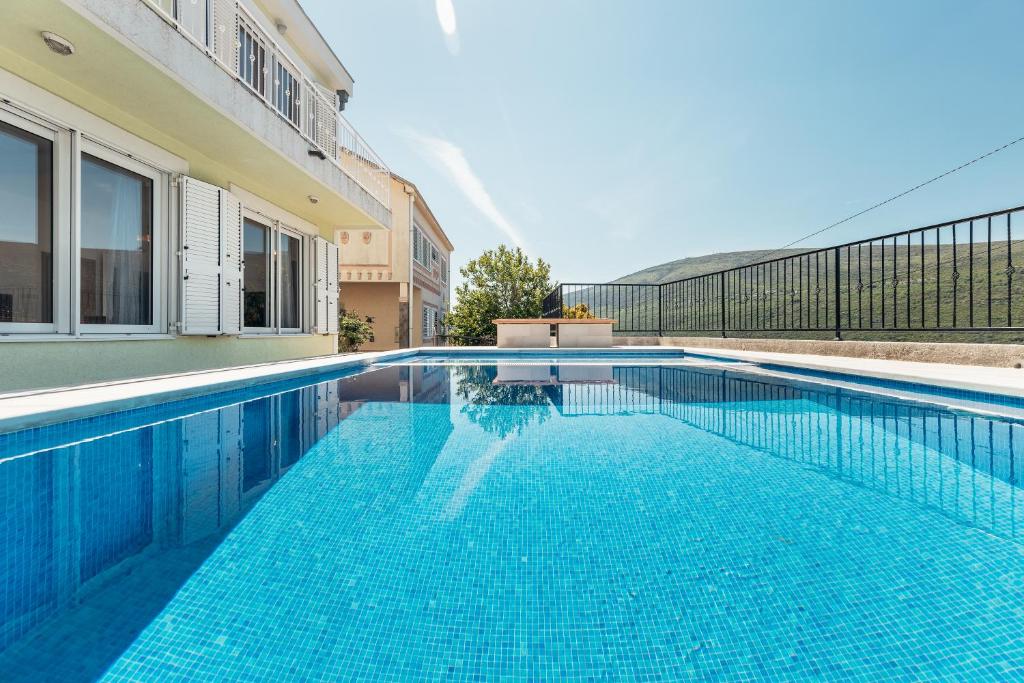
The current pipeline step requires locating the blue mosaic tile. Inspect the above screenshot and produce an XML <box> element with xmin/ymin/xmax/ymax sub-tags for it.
<box><xmin>1</xmin><ymin>360</ymin><xmax>1023</xmax><ymax>681</ymax></box>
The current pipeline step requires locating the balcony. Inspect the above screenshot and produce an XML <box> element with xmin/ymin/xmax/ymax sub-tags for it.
<box><xmin>0</xmin><ymin>0</ymin><xmax>390</xmax><ymax>228</ymax></box>
<box><xmin>143</xmin><ymin>0</ymin><xmax>390</xmax><ymax>212</ymax></box>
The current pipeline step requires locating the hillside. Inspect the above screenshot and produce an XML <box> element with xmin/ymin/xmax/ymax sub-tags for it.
<box><xmin>613</xmin><ymin>249</ymin><xmax>812</xmax><ymax>284</ymax></box>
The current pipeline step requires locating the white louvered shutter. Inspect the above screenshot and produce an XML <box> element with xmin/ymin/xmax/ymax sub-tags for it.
<box><xmin>180</xmin><ymin>177</ymin><xmax>222</xmax><ymax>335</ymax></box>
<box><xmin>220</xmin><ymin>191</ymin><xmax>243</xmax><ymax>334</ymax></box>
<box><xmin>325</xmin><ymin>241</ymin><xmax>339</xmax><ymax>334</ymax></box>
<box><xmin>313</xmin><ymin>236</ymin><xmax>329</xmax><ymax>333</ymax></box>
<box><xmin>313</xmin><ymin>236</ymin><xmax>340</xmax><ymax>334</ymax></box>
<box><xmin>180</xmin><ymin>176</ymin><xmax>244</xmax><ymax>335</ymax></box>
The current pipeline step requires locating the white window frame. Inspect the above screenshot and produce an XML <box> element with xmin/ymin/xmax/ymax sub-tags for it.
<box><xmin>77</xmin><ymin>138</ymin><xmax>166</xmax><ymax>335</ymax></box>
<box><xmin>0</xmin><ymin>106</ymin><xmax>70</xmax><ymax>335</ymax></box>
<box><xmin>277</xmin><ymin>225</ymin><xmax>304</xmax><ymax>334</ymax></box>
<box><xmin>241</xmin><ymin>211</ymin><xmax>308</xmax><ymax>336</ymax></box>
<box><xmin>440</xmin><ymin>257</ymin><xmax>448</xmax><ymax>285</ymax></box>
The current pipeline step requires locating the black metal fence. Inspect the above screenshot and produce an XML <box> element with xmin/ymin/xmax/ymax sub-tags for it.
<box><xmin>542</xmin><ymin>205</ymin><xmax>1024</xmax><ymax>338</ymax></box>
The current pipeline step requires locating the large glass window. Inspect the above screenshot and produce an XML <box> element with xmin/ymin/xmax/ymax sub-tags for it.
<box><xmin>0</xmin><ymin>120</ymin><xmax>53</xmax><ymax>324</ymax></box>
<box><xmin>279</xmin><ymin>231</ymin><xmax>301</xmax><ymax>329</ymax></box>
<box><xmin>244</xmin><ymin>219</ymin><xmax>271</xmax><ymax>328</ymax></box>
<box><xmin>80</xmin><ymin>154</ymin><xmax>153</xmax><ymax>326</ymax></box>
<box><xmin>243</xmin><ymin>218</ymin><xmax>304</xmax><ymax>332</ymax></box>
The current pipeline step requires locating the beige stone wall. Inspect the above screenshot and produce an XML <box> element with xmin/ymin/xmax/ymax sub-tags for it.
<box><xmin>339</xmin><ymin>282</ymin><xmax>402</xmax><ymax>351</ymax></box>
<box><xmin>0</xmin><ymin>334</ymin><xmax>336</xmax><ymax>393</ymax></box>
<box><xmin>617</xmin><ymin>336</ymin><xmax>1024</xmax><ymax>368</ymax></box>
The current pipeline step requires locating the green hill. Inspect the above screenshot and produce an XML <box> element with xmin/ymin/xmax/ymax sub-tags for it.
<box><xmin>613</xmin><ymin>249</ymin><xmax>812</xmax><ymax>284</ymax></box>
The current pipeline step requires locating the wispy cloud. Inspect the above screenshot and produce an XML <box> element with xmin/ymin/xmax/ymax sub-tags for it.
<box><xmin>402</xmin><ymin>129</ymin><xmax>528</xmax><ymax>253</ymax></box>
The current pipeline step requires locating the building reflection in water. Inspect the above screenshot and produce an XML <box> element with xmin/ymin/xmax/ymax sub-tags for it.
<box><xmin>0</xmin><ymin>364</ymin><xmax>451</xmax><ymax>675</ymax></box>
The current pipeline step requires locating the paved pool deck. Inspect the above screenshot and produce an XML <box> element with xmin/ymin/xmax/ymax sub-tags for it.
<box><xmin>1</xmin><ymin>345</ymin><xmax>1023</xmax><ymax>433</ymax></box>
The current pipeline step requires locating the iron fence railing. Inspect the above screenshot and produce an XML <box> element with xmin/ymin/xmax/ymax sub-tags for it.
<box><xmin>543</xmin><ymin>205</ymin><xmax>1024</xmax><ymax>338</ymax></box>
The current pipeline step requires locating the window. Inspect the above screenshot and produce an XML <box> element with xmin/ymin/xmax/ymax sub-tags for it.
<box><xmin>0</xmin><ymin>119</ymin><xmax>53</xmax><ymax>325</ymax></box>
<box><xmin>243</xmin><ymin>219</ymin><xmax>271</xmax><ymax>328</ymax></box>
<box><xmin>0</xmin><ymin>104</ymin><xmax>167</xmax><ymax>337</ymax></box>
<box><xmin>413</xmin><ymin>224</ymin><xmax>433</xmax><ymax>268</ymax></box>
<box><xmin>79</xmin><ymin>154</ymin><xmax>154</xmax><ymax>327</ymax></box>
<box><xmin>421</xmin><ymin>305</ymin><xmax>436</xmax><ymax>341</ymax></box>
<box><xmin>279</xmin><ymin>230</ymin><xmax>301</xmax><ymax>330</ymax></box>
<box><xmin>243</xmin><ymin>216</ymin><xmax>305</xmax><ymax>333</ymax></box>
<box><xmin>440</xmin><ymin>257</ymin><xmax>448</xmax><ymax>285</ymax></box>
<box><xmin>238</xmin><ymin>23</ymin><xmax>267</xmax><ymax>96</ymax></box>
<box><xmin>430</xmin><ymin>245</ymin><xmax>439</xmax><ymax>265</ymax></box>
<box><xmin>274</xmin><ymin>62</ymin><xmax>301</xmax><ymax>128</ymax></box>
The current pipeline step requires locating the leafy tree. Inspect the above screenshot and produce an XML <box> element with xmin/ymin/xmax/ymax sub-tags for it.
<box><xmin>452</xmin><ymin>364</ymin><xmax>551</xmax><ymax>437</ymax></box>
<box><xmin>338</xmin><ymin>309</ymin><xmax>374</xmax><ymax>352</ymax></box>
<box><xmin>443</xmin><ymin>245</ymin><xmax>554</xmax><ymax>343</ymax></box>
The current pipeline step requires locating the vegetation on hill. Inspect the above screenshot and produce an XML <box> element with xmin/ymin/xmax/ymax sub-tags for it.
<box><xmin>578</xmin><ymin>242</ymin><xmax>1024</xmax><ymax>343</ymax></box>
<box><xmin>612</xmin><ymin>249</ymin><xmax>811</xmax><ymax>285</ymax></box>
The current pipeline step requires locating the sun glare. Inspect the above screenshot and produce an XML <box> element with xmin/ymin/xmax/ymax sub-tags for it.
<box><xmin>435</xmin><ymin>0</ymin><xmax>457</xmax><ymax>36</ymax></box>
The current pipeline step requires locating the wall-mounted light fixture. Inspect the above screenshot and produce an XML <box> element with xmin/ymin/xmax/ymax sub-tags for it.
<box><xmin>41</xmin><ymin>31</ymin><xmax>74</xmax><ymax>56</ymax></box>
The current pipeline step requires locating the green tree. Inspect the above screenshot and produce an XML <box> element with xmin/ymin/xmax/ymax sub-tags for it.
<box><xmin>443</xmin><ymin>245</ymin><xmax>554</xmax><ymax>343</ymax></box>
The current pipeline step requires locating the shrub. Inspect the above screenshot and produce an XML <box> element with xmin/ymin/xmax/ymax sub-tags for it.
<box><xmin>338</xmin><ymin>309</ymin><xmax>374</xmax><ymax>352</ymax></box>
<box><xmin>561</xmin><ymin>303</ymin><xmax>595</xmax><ymax>319</ymax></box>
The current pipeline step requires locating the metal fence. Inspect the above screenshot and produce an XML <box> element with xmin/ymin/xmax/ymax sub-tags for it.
<box><xmin>543</xmin><ymin>205</ymin><xmax>1024</xmax><ymax>338</ymax></box>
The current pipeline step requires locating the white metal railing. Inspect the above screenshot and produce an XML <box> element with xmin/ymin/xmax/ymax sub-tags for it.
<box><xmin>143</xmin><ymin>0</ymin><xmax>391</xmax><ymax>212</ymax></box>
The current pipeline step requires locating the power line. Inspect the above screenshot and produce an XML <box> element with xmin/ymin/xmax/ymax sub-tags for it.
<box><xmin>741</xmin><ymin>134</ymin><xmax>1024</xmax><ymax>267</ymax></box>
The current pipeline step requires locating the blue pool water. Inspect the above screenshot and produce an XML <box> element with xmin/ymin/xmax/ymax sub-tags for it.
<box><xmin>2</xmin><ymin>354</ymin><xmax>1024</xmax><ymax>680</ymax></box>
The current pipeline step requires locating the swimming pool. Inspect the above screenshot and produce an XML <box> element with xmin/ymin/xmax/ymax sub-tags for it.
<box><xmin>1</xmin><ymin>351</ymin><xmax>1023</xmax><ymax>680</ymax></box>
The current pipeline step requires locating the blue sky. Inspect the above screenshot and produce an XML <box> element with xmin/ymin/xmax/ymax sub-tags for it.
<box><xmin>305</xmin><ymin>0</ymin><xmax>1024</xmax><ymax>289</ymax></box>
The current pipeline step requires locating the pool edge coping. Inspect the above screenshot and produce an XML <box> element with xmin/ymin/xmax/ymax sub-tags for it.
<box><xmin>0</xmin><ymin>346</ymin><xmax>684</xmax><ymax>432</ymax></box>
<box><xmin>3</xmin><ymin>344</ymin><xmax>1023</xmax><ymax>432</ymax></box>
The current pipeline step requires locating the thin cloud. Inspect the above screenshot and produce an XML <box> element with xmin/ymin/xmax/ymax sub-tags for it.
<box><xmin>402</xmin><ymin>129</ymin><xmax>528</xmax><ymax>253</ymax></box>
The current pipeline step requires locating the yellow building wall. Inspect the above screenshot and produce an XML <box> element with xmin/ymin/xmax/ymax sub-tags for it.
<box><xmin>0</xmin><ymin>41</ymin><xmax>355</xmax><ymax>392</ymax></box>
<box><xmin>0</xmin><ymin>335</ymin><xmax>336</xmax><ymax>393</ymax></box>
<box><xmin>340</xmin><ymin>283</ymin><xmax>403</xmax><ymax>351</ymax></box>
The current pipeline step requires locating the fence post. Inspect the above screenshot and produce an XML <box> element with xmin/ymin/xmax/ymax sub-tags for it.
<box><xmin>833</xmin><ymin>247</ymin><xmax>842</xmax><ymax>340</ymax></box>
<box><xmin>657</xmin><ymin>284</ymin><xmax>663</xmax><ymax>337</ymax></box>
<box><xmin>719</xmin><ymin>271</ymin><xmax>727</xmax><ymax>338</ymax></box>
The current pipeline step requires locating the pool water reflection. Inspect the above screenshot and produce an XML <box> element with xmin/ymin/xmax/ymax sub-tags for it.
<box><xmin>0</xmin><ymin>359</ymin><xmax>1022</xmax><ymax>681</ymax></box>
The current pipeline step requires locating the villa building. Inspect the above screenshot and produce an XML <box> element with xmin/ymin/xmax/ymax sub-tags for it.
<box><xmin>0</xmin><ymin>0</ymin><xmax>391</xmax><ymax>392</ymax></box>
<box><xmin>338</xmin><ymin>173</ymin><xmax>453</xmax><ymax>349</ymax></box>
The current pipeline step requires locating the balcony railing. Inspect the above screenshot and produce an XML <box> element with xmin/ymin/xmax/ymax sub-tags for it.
<box><xmin>143</xmin><ymin>0</ymin><xmax>391</xmax><ymax>211</ymax></box>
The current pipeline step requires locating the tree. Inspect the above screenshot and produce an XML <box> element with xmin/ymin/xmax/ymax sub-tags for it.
<box><xmin>443</xmin><ymin>245</ymin><xmax>554</xmax><ymax>343</ymax></box>
<box><xmin>338</xmin><ymin>309</ymin><xmax>374</xmax><ymax>352</ymax></box>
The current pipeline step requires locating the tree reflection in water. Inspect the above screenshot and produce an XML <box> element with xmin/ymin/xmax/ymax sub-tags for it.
<box><xmin>451</xmin><ymin>364</ymin><xmax>552</xmax><ymax>438</ymax></box>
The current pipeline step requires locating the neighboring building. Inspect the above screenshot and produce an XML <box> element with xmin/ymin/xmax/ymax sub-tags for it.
<box><xmin>0</xmin><ymin>0</ymin><xmax>391</xmax><ymax>392</ymax></box>
<box><xmin>338</xmin><ymin>173</ymin><xmax>453</xmax><ymax>349</ymax></box>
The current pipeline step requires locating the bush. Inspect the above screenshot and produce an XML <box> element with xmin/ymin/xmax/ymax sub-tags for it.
<box><xmin>338</xmin><ymin>309</ymin><xmax>374</xmax><ymax>352</ymax></box>
<box><xmin>561</xmin><ymin>303</ymin><xmax>595</xmax><ymax>319</ymax></box>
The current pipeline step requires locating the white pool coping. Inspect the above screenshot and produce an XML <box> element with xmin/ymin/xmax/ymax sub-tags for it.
<box><xmin>0</xmin><ymin>344</ymin><xmax>1022</xmax><ymax>433</ymax></box>
<box><xmin>679</xmin><ymin>346</ymin><xmax>1024</xmax><ymax>398</ymax></box>
<box><xmin>0</xmin><ymin>346</ymin><xmax>687</xmax><ymax>432</ymax></box>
